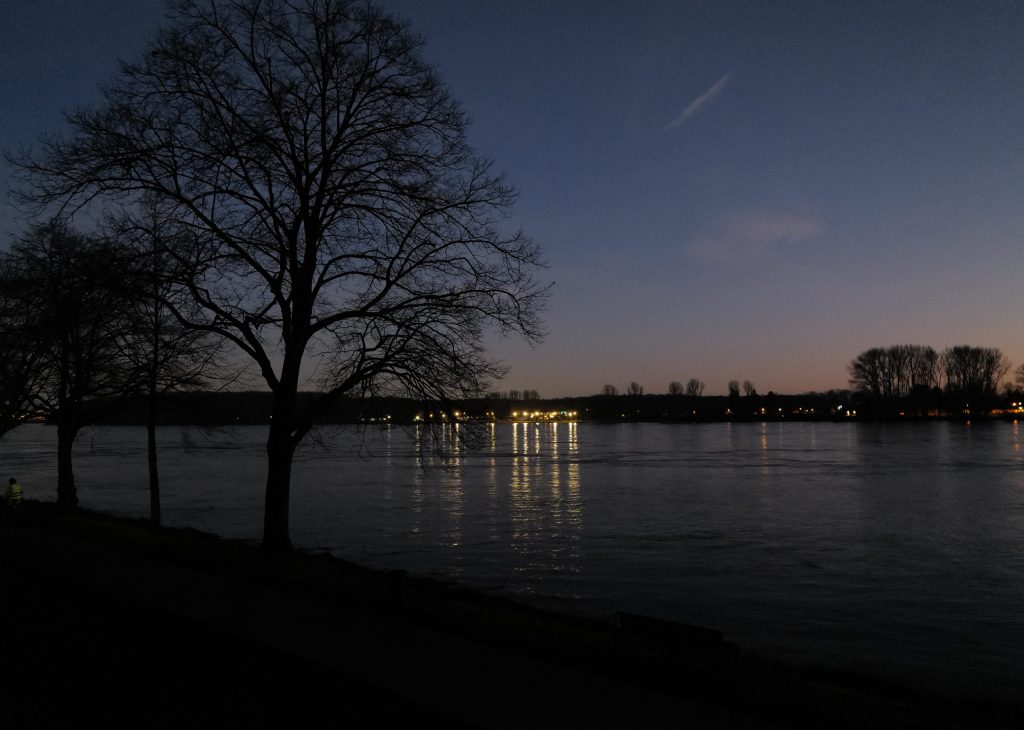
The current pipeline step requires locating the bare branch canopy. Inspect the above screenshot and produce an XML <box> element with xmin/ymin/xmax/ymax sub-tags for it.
<box><xmin>15</xmin><ymin>0</ymin><xmax>547</xmax><ymax>549</ymax></box>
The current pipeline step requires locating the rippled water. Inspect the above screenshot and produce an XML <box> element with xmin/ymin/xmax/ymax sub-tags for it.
<box><xmin>4</xmin><ymin>421</ymin><xmax>1024</xmax><ymax>700</ymax></box>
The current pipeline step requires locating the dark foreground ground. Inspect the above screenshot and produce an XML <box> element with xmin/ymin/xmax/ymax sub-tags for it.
<box><xmin>0</xmin><ymin>502</ymin><xmax>1020</xmax><ymax>729</ymax></box>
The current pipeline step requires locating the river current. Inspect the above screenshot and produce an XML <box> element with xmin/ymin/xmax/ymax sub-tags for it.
<box><xmin>3</xmin><ymin>421</ymin><xmax>1022</xmax><ymax>700</ymax></box>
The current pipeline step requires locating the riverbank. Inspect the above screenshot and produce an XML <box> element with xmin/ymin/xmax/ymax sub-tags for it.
<box><xmin>0</xmin><ymin>502</ymin><xmax>1019</xmax><ymax>729</ymax></box>
<box><xmin>83</xmin><ymin>388</ymin><xmax>1024</xmax><ymax>427</ymax></box>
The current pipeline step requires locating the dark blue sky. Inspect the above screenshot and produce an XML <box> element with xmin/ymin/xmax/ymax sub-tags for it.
<box><xmin>3</xmin><ymin>1</ymin><xmax>1022</xmax><ymax>395</ymax></box>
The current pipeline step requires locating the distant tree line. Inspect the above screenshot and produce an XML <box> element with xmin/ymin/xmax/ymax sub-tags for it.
<box><xmin>84</xmin><ymin>357</ymin><xmax>1024</xmax><ymax>427</ymax></box>
<box><xmin>90</xmin><ymin>388</ymin><xmax>856</xmax><ymax>425</ymax></box>
<box><xmin>601</xmin><ymin>379</ymin><xmax>751</xmax><ymax>400</ymax></box>
<box><xmin>486</xmin><ymin>389</ymin><xmax>541</xmax><ymax>401</ymax></box>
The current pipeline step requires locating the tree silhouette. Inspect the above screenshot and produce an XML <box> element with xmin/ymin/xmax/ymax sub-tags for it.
<box><xmin>18</xmin><ymin>1</ymin><xmax>545</xmax><ymax>550</ymax></box>
<box><xmin>941</xmin><ymin>345</ymin><xmax>1009</xmax><ymax>413</ymax></box>
<box><xmin>667</xmin><ymin>381</ymin><xmax>683</xmax><ymax>396</ymax></box>
<box><xmin>109</xmin><ymin>203</ymin><xmax>229</xmax><ymax>526</ymax></box>
<box><xmin>743</xmin><ymin>380</ymin><xmax>756</xmax><ymax>397</ymax></box>
<box><xmin>0</xmin><ymin>221</ymin><xmax>135</xmax><ymax>509</ymax></box>
<box><xmin>602</xmin><ymin>384</ymin><xmax>618</xmax><ymax>397</ymax></box>
<box><xmin>685</xmin><ymin>379</ymin><xmax>704</xmax><ymax>397</ymax></box>
<box><xmin>0</xmin><ymin>291</ymin><xmax>47</xmax><ymax>437</ymax></box>
<box><xmin>848</xmin><ymin>345</ymin><xmax>937</xmax><ymax>401</ymax></box>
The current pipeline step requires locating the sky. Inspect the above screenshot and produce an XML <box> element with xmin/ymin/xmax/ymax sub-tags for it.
<box><xmin>2</xmin><ymin>0</ymin><xmax>1022</xmax><ymax>397</ymax></box>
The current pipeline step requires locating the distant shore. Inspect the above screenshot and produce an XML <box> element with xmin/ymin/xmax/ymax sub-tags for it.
<box><xmin>1</xmin><ymin>501</ymin><xmax>1021</xmax><ymax>728</ymax></box>
<box><xmin>61</xmin><ymin>388</ymin><xmax>1024</xmax><ymax>428</ymax></box>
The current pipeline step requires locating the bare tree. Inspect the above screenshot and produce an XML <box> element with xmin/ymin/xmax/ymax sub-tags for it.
<box><xmin>941</xmin><ymin>345</ymin><xmax>1009</xmax><ymax>412</ymax></box>
<box><xmin>743</xmin><ymin>380</ymin><xmax>756</xmax><ymax>397</ymax></box>
<box><xmin>907</xmin><ymin>345</ymin><xmax>939</xmax><ymax>391</ymax></box>
<box><xmin>727</xmin><ymin>380</ymin><xmax>740</xmax><ymax>398</ymax></box>
<box><xmin>17</xmin><ymin>1</ymin><xmax>545</xmax><ymax>550</ymax></box>
<box><xmin>601</xmin><ymin>384</ymin><xmax>618</xmax><ymax>397</ymax></box>
<box><xmin>628</xmin><ymin>382</ymin><xmax>644</xmax><ymax>397</ymax></box>
<box><xmin>685</xmin><ymin>378</ymin><xmax>704</xmax><ymax>397</ymax></box>
<box><xmin>0</xmin><ymin>286</ymin><xmax>48</xmax><ymax>437</ymax></box>
<box><xmin>848</xmin><ymin>347</ymin><xmax>886</xmax><ymax>397</ymax></box>
<box><xmin>0</xmin><ymin>221</ymin><xmax>135</xmax><ymax>509</ymax></box>
<box><xmin>849</xmin><ymin>345</ymin><xmax>939</xmax><ymax>400</ymax></box>
<box><xmin>109</xmin><ymin>203</ymin><xmax>229</xmax><ymax>526</ymax></box>
<box><xmin>667</xmin><ymin>381</ymin><xmax>683</xmax><ymax>396</ymax></box>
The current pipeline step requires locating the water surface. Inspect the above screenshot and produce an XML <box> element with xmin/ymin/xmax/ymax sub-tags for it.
<box><xmin>4</xmin><ymin>421</ymin><xmax>1023</xmax><ymax>700</ymax></box>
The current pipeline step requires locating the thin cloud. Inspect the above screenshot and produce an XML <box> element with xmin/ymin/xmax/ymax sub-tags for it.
<box><xmin>685</xmin><ymin>212</ymin><xmax>825</xmax><ymax>263</ymax></box>
<box><xmin>666</xmin><ymin>72</ymin><xmax>734</xmax><ymax>130</ymax></box>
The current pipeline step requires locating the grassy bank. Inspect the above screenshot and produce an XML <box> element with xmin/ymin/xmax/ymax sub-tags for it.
<box><xmin>0</xmin><ymin>501</ymin><xmax>1020</xmax><ymax>728</ymax></box>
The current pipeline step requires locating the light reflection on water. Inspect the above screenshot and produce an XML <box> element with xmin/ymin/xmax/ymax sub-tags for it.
<box><xmin>504</xmin><ymin>421</ymin><xmax>581</xmax><ymax>577</ymax></box>
<box><xmin>2</xmin><ymin>420</ymin><xmax>1024</xmax><ymax>700</ymax></box>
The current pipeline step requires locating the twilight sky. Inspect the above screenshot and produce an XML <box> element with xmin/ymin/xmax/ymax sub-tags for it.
<box><xmin>2</xmin><ymin>1</ymin><xmax>1022</xmax><ymax>396</ymax></box>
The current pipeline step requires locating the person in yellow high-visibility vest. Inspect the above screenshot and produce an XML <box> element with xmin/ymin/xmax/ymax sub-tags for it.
<box><xmin>3</xmin><ymin>477</ymin><xmax>22</xmax><ymax>523</ymax></box>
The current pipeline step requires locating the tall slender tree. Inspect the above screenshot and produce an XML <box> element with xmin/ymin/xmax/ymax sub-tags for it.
<box><xmin>110</xmin><ymin>203</ymin><xmax>229</xmax><ymax>526</ymax></box>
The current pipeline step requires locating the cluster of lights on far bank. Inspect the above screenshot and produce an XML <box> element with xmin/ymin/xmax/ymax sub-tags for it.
<box><xmin>412</xmin><ymin>409</ymin><xmax>579</xmax><ymax>423</ymax></box>
<box><xmin>510</xmin><ymin>410</ymin><xmax>579</xmax><ymax>422</ymax></box>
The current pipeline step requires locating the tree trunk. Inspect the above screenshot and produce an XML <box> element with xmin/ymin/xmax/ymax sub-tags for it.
<box><xmin>262</xmin><ymin>337</ymin><xmax>306</xmax><ymax>554</ymax></box>
<box><xmin>147</xmin><ymin>411</ymin><xmax>160</xmax><ymax>527</ymax></box>
<box><xmin>263</xmin><ymin>418</ymin><xmax>296</xmax><ymax>554</ymax></box>
<box><xmin>147</xmin><ymin>276</ymin><xmax>161</xmax><ymax>527</ymax></box>
<box><xmin>56</xmin><ymin>413</ymin><xmax>79</xmax><ymax>511</ymax></box>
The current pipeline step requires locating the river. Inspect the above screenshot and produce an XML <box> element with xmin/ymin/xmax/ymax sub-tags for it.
<box><xmin>3</xmin><ymin>420</ymin><xmax>1023</xmax><ymax>700</ymax></box>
